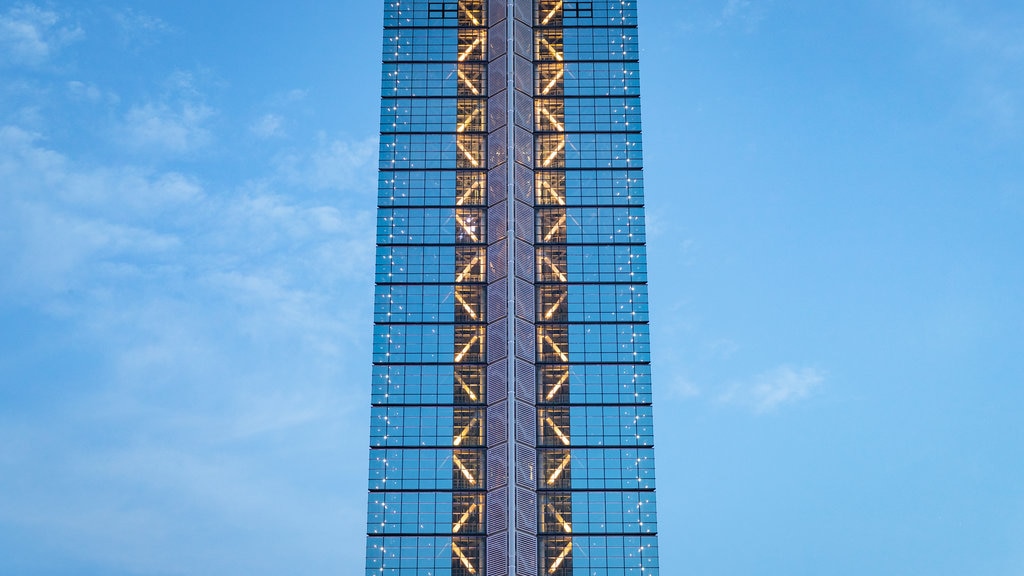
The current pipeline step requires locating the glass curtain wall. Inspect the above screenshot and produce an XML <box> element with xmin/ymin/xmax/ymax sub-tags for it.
<box><xmin>367</xmin><ymin>2</ymin><xmax>488</xmax><ymax>575</ymax></box>
<box><xmin>366</xmin><ymin>2</ymin><xmax>660</xmax><ymax>575</ymax></box>
<box><xmin>533</xmin><ymin>2</ymin><xmax>659</xmax><ymax>575</ymax></box>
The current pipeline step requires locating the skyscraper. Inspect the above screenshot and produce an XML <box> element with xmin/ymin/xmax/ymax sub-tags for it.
<box><xmin>366</xmin><ymin>2</ymin><xmax>658</xmax><ymax>574</ymax></box>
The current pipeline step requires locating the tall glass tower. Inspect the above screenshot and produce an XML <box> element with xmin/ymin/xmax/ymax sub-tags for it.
<box><xmin>366</xmin><ymin>2</ymin><xmax>659</xmax><ymax>574</ymax></box>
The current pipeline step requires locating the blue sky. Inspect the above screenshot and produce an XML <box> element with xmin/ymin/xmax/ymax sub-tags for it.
<box><xmin>1</xmin><ymin>1</ymin><xmax>1022</xmax><ymax>574</ymax></box>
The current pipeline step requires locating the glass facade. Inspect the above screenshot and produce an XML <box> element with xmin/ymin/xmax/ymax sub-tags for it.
<box><xmin>367</xmin><ymin>2</ymin><xmax>659</xmax><ymax>574</ymax></box>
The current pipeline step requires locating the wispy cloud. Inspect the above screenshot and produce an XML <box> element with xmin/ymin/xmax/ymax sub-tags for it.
<box><xmin>275</xmin><ymin>135</ymin><xmax>378</xmax><ymax>191</ymax></box>
<box><xmin>718</xmin><ymin>365</ymin><xmax>825</xmax><ymax>413</ymax></box>
<box><xmin>120</xmin><ymin>101</ymin><xmax>215</xmax><ymax>154</ymax></box>
<box><xmin>0</xmin><ymin>4</ymin><xmax>82</xmax><ymax>67</ymax></box>
<box><xmin>250</xmin><ymin>113</ymin><xmax>285</xmax><ymax>139</ymax></box>
<box><xmin>906</xmin><ymin>0</ymin><xmax>1024</xmax><ymax>132</ymax></box>
<box><xmin>111</xmin><ymin>7</ymin><xmax>172</xmax><ymax>50</ymax></box>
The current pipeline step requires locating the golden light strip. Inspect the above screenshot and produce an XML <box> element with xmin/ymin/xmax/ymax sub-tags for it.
<box><xmin>544</xmin><ymin>417</ymin><xmax>571</xmax><ymax>446</ymax></box>
<box><xmin>543</xmin><ymin>333</ymin><xmax>569</xmax><ymax>362</ymax></box>
<box><xmin>544</xmin><ymin>291</ymin><xmax>568</xmax><ymax>319</ymax></box>
<box><xmin>454</xmin><ymin>334</ymin><xmax>481</xmax><ymax>362</ymax></box>
<box><xmin>545</xmin><ymin>370</ymin><xmax>570</xmax><ymax>401</ymax></box>
<box><xmin>539</xmin><ymin>179</ymin><xmax>566</xmax><ymax>205</ymax></box>
<box><xmin>454</xmin><ymin>372</ymin><xmax>479</xmax><ymax>402</ymax></box>
<box><xmin>452</xmin><ymin>503</ymin><xmax>479</xmax><ymax>533</ymax></box>
<box><xmin>452</xmin><ymin>453</ymin><xmax>477</xmax><ymax>485</ymax></box>
<box><xmin>455</xmin><ymin>213</ymin><xmax>480</xmax><ymax>242</ymax></box>
<box><xmin>541</xmin><ymin>256</ymin><xmax>567</xmax><ymax>282</ymax></box>
<box><xmin>539</xmin><ymin>106</ymin><xmax>565</xmax><ymax>132</ymax></box>
<box><xmin>454</xmin><ymin>291</ymin><xmax>479</xmax><ymax>320</ymax></box>
<box><xmin>455</xmin><ymin>256</ymin><xmax>481</xmax><ymax>283</ymax></box>
<box><xmin>542</xmin><ymin>67</ymin><xmax>565</xmax><ymax>95</ymax></box>
<box><xmin>456</xmin><ymin>180</ymin><xmax>484</xmax><ymax>205</ymax></box>
<box><xmin>542</xmin><ymin>138</ymin><xmax>566</xmax><ymax>167</ymax></box>
<box><xmin>548</xmin><ymin>541</ymin><xmax>573</xmax><ymax>573</ymax></box>
<box><xmin>543</xmin><ymin>214</ymin><xmax>567</xmax><ymax>242</ymax></box>
<box><xmin>546</xmin><ymin>503</ymin><xmax>572</xmax><ymax>533</ymax></box>
<box><xmin>540</xmin><ymin>38</ymin><xmax>564</xmax><ymax>62</ymax></box>
<box><xmin>458</xmin><ymin>36</ymin><xmax>484</xmax><ymax>62</ymax></box>
<box><xmin>456</xmin><ymin>140</ymin><xmax>480</xmax><ymax>167</ymax></box>
<box><xmin>456</xmin><ymin>106</ymin><xmax>482</xmax><ymax>133</ymax></box>
<box><xmin>546</xmin><ymin>453</ymin><xmax>571</xmax><ymax>485</ymax></box>
<box><xmin>457</xmin><ymin>69</ymin><xmax>481</xmax><ymax>95</ymax></box>
<box><xmin>541</xmin><ymin>1</ymin><xmax>563</xmax><ymax>25</ymax></box>
<box><xmin>452</xmin><ymin>541</ymin><xmax>478</xmax><ymax>574</ymax></box>
<box><xmin>459</xmin><ymin>2</ymin><xmax>481</xmax><ymax>26</ymax></box>
<box><xmin>453</xmin><ymin>418</ymin><xmax>479</xmax><ymax>446</ymax></box>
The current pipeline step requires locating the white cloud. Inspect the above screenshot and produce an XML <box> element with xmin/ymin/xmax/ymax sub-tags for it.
<box><xmin>276</xmin><ymin>135</ymin><xmax>378</xmax><ymax>192</ymax></box>
<box><xmin>111</xmin><ymin>7</ymin><xmax>172</xmax><ymax>50</ymax></box>
<box><xmin>120</xmin><ymin>101</ymin><xmax>215</xmax><ymax>154</ymax></box>
<box><xmin>0</xmin><ymin>4</ymin><xmax>82</xmax><ymax>67</ymax></box>
<box><xmin>719</xmin><ymin>364</ymin><xmax>825</xmax><ymax>413</ymax></box>
<box><xmin>250</xmin><ymin>113</ymin><xmax>285</xmax><ymax>139</ymax></box>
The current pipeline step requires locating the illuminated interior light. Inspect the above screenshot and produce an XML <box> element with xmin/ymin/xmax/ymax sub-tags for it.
<box><xmin>451</xmin><ymin>541</ymin><xmax>478</xmax><ymax>574</ymax></box>
<box><xmin>456</xmin><ymin>140</ymin><xmax>480</xmax><ymax>166</ymax></box>
<box><xmin>457</xmin><ymin>69</ymin><xmax>481</xmax><ymax>95</ymax></box>
<box><xmin>540</xmin><ymin>37</ymin><xmax>564</xmax><ymax>62</ymax></box>
<box><xmin>452</xmin><ymin>453</ymin><xmax>477</xmax><ymax>485</ymax></box>
<box><xmin>544</xmin><ymin>417</ymin><xmax>571</xmax><ymax>445</ymax></box>
<box><xmin>546</xmin><ymin>503</ymin><xmax>573</xmax><ymax>533</ymax></box>
<box><xmin>455</xmin><ymin>256</ymin><xmax>481</xmax><ymax>282</ymax></box>
<box><xmin>455</xmin><ymin>334</ymin><xmax>481</xmax><ymax>362</ymax></box>
<box><xmin>458</xmin><ymin>35</ymin><xmax>484</xmax><ymax>62</ymax></box>
<box><xmin>455</xmin><ymin>213</ymin><xmax>480</xmax><ymax>242</ymax></box>
<box><xmin>545</xmin><ymin>370</ymin><xmax>570</xmax><ymax>401</ymax></box>
<box><xmin>541</xmin><ymin>1</ymin><xmax>563</xmax><ymax>24</ymax></box>
<box><xmin>542</xmin><ymin>68</ymin><xmax>565</xmax><ymax>95</ymax></box>
<box><xmin>542</xmin><ymin>139</ymin><xmax>566</xmax><ymax>167</ymax></box>
<box><xmin>539</xmin><ymin>106</ymin><xmax>565</xmax><ymax>132</ymax></box>
<box><xmin>452</xmin><ymin>503</ymin><xmax>479</xmax><ymax>533</ymax></box>
<box><xmin>456</xmin><ymin>106</ymin><xmax>482</xmax><ymax>133</ymax></box>
<box><xmin>543</xmin><ymin>334</ymin><xmax>569</xmax><ymax>362</ymax></box>
<box><xmin>546</xmin><ymin>453</ymin><xmax>571</xmax><ymax>485</ymax></box>
<box><xmin>544</xmin><ymin>291</ymin><xmax>568</xmax><ymax>319</ymax></box>
<box><xmin>454</xmin><ymin>372</ymin><xmax>479</xmax><ymax>402</ymax></box>
<box><xmin>543</xmin><ymin>214</ymin><xmax>567</xmax><ymax>241</ymax></box>
<box><xmin>459</xmin><ymin>2</ymin><xmax>481</xmax><ymax>26</ymax></box>
<box><xmin>456</xmin><ymin>180</ymin><xmax>484</xmax><ymax>205</ymax></box>
<box><xmin>549</xmin><ymin>540</ymin><xmax>573</xmax><ymax>573</ymax></box>
<box><xmin>542</xmin><ymin>256</ymin><xmax>568</xmax><ymax>282</ymax></box>
<box><xmin>453</xmin><ymin>418</ymin><xmax>479</xmax><ymax>446</ymax></box>
<box><xmin>539</xmin><ymin>179</ymin><xmax>566</xmax><ymax>205</ymax></box>
<box><xmin>454</xmin><ymin>291</ymin><xmax>479</xmax><ymax>320</ymax></box>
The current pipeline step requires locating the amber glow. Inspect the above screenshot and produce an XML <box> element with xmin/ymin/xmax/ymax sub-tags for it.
<box><xmin>454</xmin><ymin>372</ymin><xmax>479</xmax><ymax>402</ymax></box>
<box><xmin>543</xmin><ymin>213</ymin><xmax>566</xmax><ymax>242</ymax></box>
<box><xmin>456</xmin><ymin>140</ymin><xmax>480</xmax><ymax>167</ymax></box>
<box><xmin>546</xmin><ymin>503</ymin><xmax>572</xmax><ymax>533</ymax></box>
<box><xmin>452</xmin><ymin>503</ymin><xmax>479</xmax><ymax>533</ymax></box>
<box><xmin>543</xmin><ymin>333</ymin><xmax>568</xmax><ymax>362</ymax></box>
<box><xmin>451</xmin><ymin>541</ymin><xmax>477</xmax><ymax>574</ymax></box>
<box><xmin>547</xmin><ymin>453</ymin><xmax>571</xmax><ymax>485</ymax></box>
<box><xmin>541</xmin><ymin>256</ymin><xmax>568</xmax><ymax>282</ymax></box>
<box><xmin>454</xmin><ymin>291</ymin><xmax>479</xmax><ymax>319</ymax></box>
<box><xmin>542</xmin><ymin>67</ymin><xmax>565</xmax><ymax>95</ymax></box>
<box><xmin>539</xmin><ymin>106</ymin><xmax>565</xmax><ymax>132</ymax></box>
<box><xmin>541</xmin><ymin>1</ymin><xmax>562</xmax><ymax>25</ymax></box>
<box><xmin>549</xmin><ymin>540</ymin><xmax>573</xmax><ymax>573</ymax></box>
<box><xmin>545</xmin><ymin>370</ymin><xmax>570</xmax><ymax>401</ymax></box>
<box><xmin>542</xmin><ymin>138</ymin><xmax>566</xmax><ymax>167</ymax></box>
<box><xmin>457</xmin><ymin>69</ymin><xmax>481</xmax><ymax>95</ymax></box>
<box><xmin>453</xmin><ymin>418</ymin><xmax>478</xmax><ymax>446</ymax></box>
<box><xmin>454</xmin><ymin>334</ymin><xmax>481</xmax><ymax>362</ymax></box>
<box><xmin>544</xmin><ymin>291</ymin><xmax>567</xmax><ymax>319</ymax></box>
<box><xmin>458</xmin><ymin>35</ymin><xmax>484</xmax><ymax>62</ymax></box>
<box><xmin>452</xmin><ymin>453</ymin><xmax>477</xmax><ymax>485</ymax></box>
<box><xmin>455</xmin><ymin>256</ymin><xmax>481</xmax><ymax>283</ymax></box>
<box><xmin>544</xmin><ymin>417</ymin><xmax>570</xmax><ymax>445</ymax></box>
